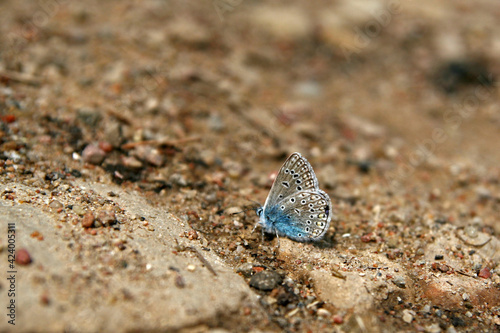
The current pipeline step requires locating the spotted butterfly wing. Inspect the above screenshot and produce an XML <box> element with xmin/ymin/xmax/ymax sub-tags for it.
<box><xmin>263</xmin><ymin>152</ymin><xmax>319</xmax><ymax>207</ymax></box>
<box><xmin>258</xmin><ymin>152</ymin><xmax>332</xmax><ymax>242</ymax></box>
<box><xmin>274</xmin><ymin>190</ymin><xmax>331</xmax><ymax>241</ymax></box>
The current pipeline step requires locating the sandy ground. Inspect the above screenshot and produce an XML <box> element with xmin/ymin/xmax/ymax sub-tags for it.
<box><xmin>1</xmin><ymin>0</ymin><xmax>500</xmax><ymax>332</ymax></box>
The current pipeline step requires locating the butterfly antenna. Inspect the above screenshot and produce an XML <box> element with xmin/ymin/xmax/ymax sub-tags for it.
<box><xmin>227</xmin><ymin>200</ymin><xmax>262</xmax><ymax>215</ymax></box>
<box><xmin>228</xmin><ymin>206</ymin><xmax>255</xmax><ymax>216</ymax></box>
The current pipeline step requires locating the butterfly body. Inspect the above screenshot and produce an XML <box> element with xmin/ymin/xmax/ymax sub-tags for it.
<box><xmin>257</xmin><ymin>152</ymin><xmax>332</xmax><ymax>242</ymax></box>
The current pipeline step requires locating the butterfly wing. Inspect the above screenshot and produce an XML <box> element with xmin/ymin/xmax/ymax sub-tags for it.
<box><xmin>263</xmin><ymin>152</ymin><xmax>319</xmax><ymax>209</ymax></box>
<box><xmin>272</xmin><ymin>189</ymin><xmax>332</xmax><ymax>241</ymax></box>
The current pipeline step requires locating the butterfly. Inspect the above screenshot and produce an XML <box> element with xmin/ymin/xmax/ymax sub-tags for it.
<box><xmin>255</xmin><ymin>152</ymin><xmax>332</xmax><ymax>242</ymax></box>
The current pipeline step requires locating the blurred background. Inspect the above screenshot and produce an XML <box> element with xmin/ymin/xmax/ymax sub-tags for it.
<box><xmin>2</xmin><ymin>0</ymin><xmax>499</xmax><ymax>227</ymax></box>
<box><xmin>1</xmin><ymin>0</ymin><xmax>500</xmax><ymax>331</ymax></box>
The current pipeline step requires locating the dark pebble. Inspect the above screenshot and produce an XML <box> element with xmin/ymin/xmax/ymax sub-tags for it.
<box><xmin>45</xmin><ymin>172</ymin><xmax>65</xmax><ymax>181</ymax></box>
<box><xmin>69</xmin><ymin>169</ymin><xmax>82</xmax><ymax>178</ymax></box>
<box><xmin>434</xmin><ymin>254</ymin><xmax>444</xmax><ymax>260</ymax></box>
<box><xmin>276</xmin><ymin>287</ymin><xmax>297</xmax><ymax>305</ymax></box>
<box><xmin>175</xmin><ymin>274</ymin><xmax>185</xmax><ymax>288</ymax></box>
<box><xmin>357</xmin><ymin>160</ymin><xmax>371</xmax><ymax>174</ymax></box>
<box><xmin>392</xmin><ymin>276</ymin><xmax>406</xmax><ymax>288</ymax></box>
<box><xmin>249</xmin><ymin>270</ymin><xmax>282</xmax><ymax>291</ymax></box>
<box><xmin>451</xmin><ymin>315</ymin><xmax>466</xmax><ymax>327</ymax></box>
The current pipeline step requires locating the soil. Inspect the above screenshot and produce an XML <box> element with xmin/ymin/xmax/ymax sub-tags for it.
<box><xmin>1</xmin><ymin>0</ymin><xmax>499</xmax><ymax>332</ymax></box>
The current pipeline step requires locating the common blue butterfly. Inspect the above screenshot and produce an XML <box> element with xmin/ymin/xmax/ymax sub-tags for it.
<box><xmin>256</xmin><ymin>152</ymin><xmax>332</xmax><ymax>242</ymax></box>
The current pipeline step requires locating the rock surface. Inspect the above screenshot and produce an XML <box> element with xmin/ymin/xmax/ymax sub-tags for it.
<box><xmin>0</xmin><ymin>183</ymin><xmax>263</xmax><ymax>332</ymax></box>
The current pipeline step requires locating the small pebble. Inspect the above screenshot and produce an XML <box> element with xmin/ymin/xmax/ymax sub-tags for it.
<box><xmin>40</xmin><ymin>293</ymin><xmax>50</xmax><ymax>305</ymax></box>
<box><xmin>81</xmin><ymin>212</ymin><xmax>95</xmax><ymax>228</ymax></box>
<box><xmin>317</xmin><ymin>308</ymin><xmax>331</xmax><ymax>317</ymax></box>
<box><xmin>392</xmin><ymin>276</ymin><xmax>406</xmax><ymax>288</ymax></box>
<box><xmin>225</xmin><ymin>207</ymin><xmax>242</xmax><ymax>215</ymax></box>
<box><xmin>204</xmin><ymin>192</ymin><xmax>217</xmax><ymax>203</ymax></box>
<box><xmin>425</xmin><ymin>323</ymin><xmax>441</xmax><ymax>333</ymax></box>
<box><xmin>98</xmin><ymin>141</ymin><xmax>113</xmax><ymax>153</ymax></box>
<box><xmin>333</xmin><ymin>314</ymin><xmax>343</xmax><ymax>324</ymax></box>
<box><xmin>104</xmin><ymin>122</ymin><xmax>123</xmax><ymax>147</ymax></box>
<box><xmin>249</xmin><ymin>270</ymin><xmax>282</xmax><ymax>291</ymax></box>
<box><xmin>402</xmin><ymin>309</ymin><xmax>414</xmax><ymax>323</ymax></box>
<box><xmin>82</xmin><ymin>144</ymin><xmax>106</xmax><ymax>165</ymax></box>
<box><xmin>186</xmin><ymin>264</ymin><xmax>196</xmax><ymax>272</ymax></box>
<box><xmin>72</xmin><ymin>204</ymin><xmax>86</xmax><ymax>216</ymax></box>
<box><xmin>421</xmin><ymin>304</ymin><xmax>431</xmax><ymax>314</ymax></box>
<box><xmin>96</xmin><ymin>209</ymin><xmax>116</xmax><ymax>227</ymax></box>
<box><xmin>175</xmin><ymin>274</ymin><xmax>185</xmax><ymax>288</ymax></box>
<box><xmin>236</xmin><ymin>263</ymin><xmax>254</xmax><ymax>277</ymax></box>
<box><xmin>464</xmin><ymin>225</ymin><xmax>478</xmax><ymax>238</ymax></box>
<box><xmin>144</xmin><ymin>147</ymin><xmax>165</xmax><ymax>167</ymax></box>
<box><xmin>478</xmin><ymin>267</ymin><xmax>491</xmax><ymax>279</ymax></box>
<box><xmin>121</xmin><ymin>156</ymin><xmax>142</xmax><ymax>169</ymax></box>
<box><xmin>49</xmin><ymin>200</ymin><xmax>63</xmax><ymax>209</ymax></box>
<box><xmin>15</xmin><ymin>249</ymin><xmax>32</xmax><ymax>265</ymax></box>
<box><xmin>170</xmin><ymin>173</ymin><xmax>187</xmax><ymax>187</ymax></box>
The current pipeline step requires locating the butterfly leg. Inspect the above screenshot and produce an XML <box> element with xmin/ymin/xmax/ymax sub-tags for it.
<box><xmin>275</xmin><ymin>230</ymin><xmax>280</xmax><ymax>248</ymax></box>
<box><xmin>251</xmin><ymin>221</ymin><xmax>259</xmax><ymax>234</ymax></box>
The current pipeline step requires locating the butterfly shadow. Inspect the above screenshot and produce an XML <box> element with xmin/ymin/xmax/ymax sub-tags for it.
<box><xmin>309</xmin><ymin>233</ymin><xmax>339</xmax><ymax>249</ymax></box>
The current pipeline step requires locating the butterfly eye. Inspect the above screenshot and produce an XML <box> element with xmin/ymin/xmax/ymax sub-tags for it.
<box><xmin>256</xmin><ymin>208</ymin><xmax>263</xmax><ymax>216</ymax></box>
